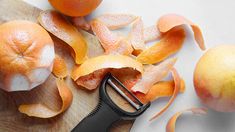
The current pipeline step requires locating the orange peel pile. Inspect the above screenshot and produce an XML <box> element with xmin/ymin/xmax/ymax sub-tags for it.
<box><xmin>137</xmin><ymin>28</ymin><xmax>185</xmax><ymax>64</ymax></box>
<box><xmin>6</xmin><ymin>9</ymin><xmax>206</xmax><ymax>130</ymax></box>
<box><xmin>71</xmin><ymin>55</ymin><xmax>143</xmax><ymax>90</ymax></box>
<box><xmin>19</xmin><ymin>78</ymin><xmax>73</xmax><ymax>118</ymax></box>
<box><xmin>38</xmin><ymin>10</ymin><xmax>88</xmax><ymax>64</ymax></box>
<box><xmin>52</xmin><ymin>54</ymin><xmax>68</xmax><ymax>79</ymax></box>
<box><xmin>166</xmin><ymin>108</ymin><xmax>207</xmax><ymax>132</ymax></box>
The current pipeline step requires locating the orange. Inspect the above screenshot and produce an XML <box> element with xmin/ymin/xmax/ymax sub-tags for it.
<box><xmin>48</xmin><ymin>0</ymin><xmax>102</xmax><ymax>17</ymax></box>
<box><xmin>0</xmin><ymin>20</ymin><xmax>55</xmax><ymax>91</ymax></box>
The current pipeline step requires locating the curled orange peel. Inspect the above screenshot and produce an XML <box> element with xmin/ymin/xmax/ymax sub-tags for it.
<box><xmin>150</xmin><ymin>67</ymin><xmax>181</xmax><ymax>121</ymax></box>
<box><xmin>90</xmin><ymin>19</ymin><xmax>119</xmax><ymax>52</ymax></box>
<box><xmin>71</xmin><ymin>55</ymin><xmax>143</xmax><ymax>90</ymax></box>
<box><xmin>96</xmin><ymin>14</ymin><xmax>138</xmax><ymax>30</ymax></box>
<box><xmin>137</xmin><ymin>28</ymin><xmax>185</xmax><ymax>64</ymax></box>
<box><xmin>72</xmin><ymin>16</ymin><xmax>90</xmax><ymax>31</ymax></box>
<box><xmin>52</xmin><ymin>54</ymin><xmax>68</xmax><ymax>79</ymax></box>
<box><xmin>132</xmin><ymin>57</ymin><xmax>177</xmax><ymax>94</ymax></box>
<box><xmin>135</xmin><ymin>79</ymin><xmax>185</xmax><ymax>104</ymax></box>
<box><xmin>166</xmin><ymin>108</ymin><xmax>207</xmax><ymax>132</ymax></box>
<box><xmin>128</xmin><ymin>17</ymin><xmax>146</xmax><ymax>51</ymax></box>
<box><xmin>18</xmin><ymin>78</ymin><xmax>73</xmax><ymax>118</ymax></box>
<box><xmin>157</xmin><ymin>14</ymin><xmax>205</xmax><ymax>50</ymax></box>
<box><xmin>38</xmin><ymin>10</ymin><xmax>88</xmax><ymax>64</ymax></box>
<box><xmin>144</xmin><ymin>25</ymin><xmax>161</xmax><ymax>43</ymax></box>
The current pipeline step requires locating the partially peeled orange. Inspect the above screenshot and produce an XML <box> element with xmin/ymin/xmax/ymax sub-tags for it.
<box><xmin>0</xmin><ymin>20</ymin><xmax>55</xmax><ymax>91</ymax></box>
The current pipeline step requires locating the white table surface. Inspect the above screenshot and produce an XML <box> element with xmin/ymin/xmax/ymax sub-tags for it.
<box><xmin>23</xmin><ymin>0</ymin><xmax>235</xmax><ymax>132</ymax></box>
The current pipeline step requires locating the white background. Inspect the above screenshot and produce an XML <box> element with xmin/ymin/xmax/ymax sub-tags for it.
<box><xmin>24</xmin><ymin>0</ymin><xmax>235</xmax><ymax>132</ymax></box>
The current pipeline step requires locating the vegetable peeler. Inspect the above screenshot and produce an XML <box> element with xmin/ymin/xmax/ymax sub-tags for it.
<box><xmin>72</xmin><ymin>73</ymin><xmax>151</xmax><ymax>132</ymax></box>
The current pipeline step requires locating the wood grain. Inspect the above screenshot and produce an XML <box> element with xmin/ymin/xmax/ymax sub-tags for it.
<box><xmin>0</xmin><ymin>0</ymin><xmax>133</xmax><ymax>131</ymax></box>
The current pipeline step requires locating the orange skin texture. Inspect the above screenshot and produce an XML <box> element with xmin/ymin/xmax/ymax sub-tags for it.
<box><xmin>0</xmin><ymin>20</ymin><xmax>54</xmax><ymax>91</ymax></box>
<box><xmin>194</xmin><ymin>45</ymin><xmax>235</xmax><ymax>112</ymax></box>
<box><xmin>52</xmin><ymin>55</ymin><xmax>68</xmax><ymax>78</ymax></box>
<box><xmin>136</xmin><ymin>28</ymin><xmax>185</xmax><ymax>64</ymax></box>
<box><xmin>48</xmin><ymin>0</ymin><xmax>102</xmax><ymax>17</ymax></box>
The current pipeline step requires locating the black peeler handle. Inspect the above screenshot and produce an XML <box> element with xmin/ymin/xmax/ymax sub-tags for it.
<box><xmin>71</xmin><ymin>100</ymin><xmax>121</xmax><ymax>132</ymax></box>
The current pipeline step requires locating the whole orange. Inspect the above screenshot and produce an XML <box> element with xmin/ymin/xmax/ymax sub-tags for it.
<box><xmin>194</xmin><ymin>44</ymin><xmax>235</xmax><ymax>112</ymax></box>
<box><xmin>48</xmin><ymin>0</ymin><xmax>102</xmax><ymax>17</ymax></box>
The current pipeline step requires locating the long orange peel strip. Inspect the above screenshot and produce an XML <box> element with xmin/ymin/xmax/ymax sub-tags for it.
<box><xmin>52</xmin><ymin>54</ymin><xmax>68</xmax><ymax>79</ymax></box>
<box><xmin>72</xmin><ymin>16</ymin><xmax>90</xmax><ymax>31</ymax></box>
<box><xmin>136</xmin><ymin>79</ymin><xmax>185</xmax><ymax>104</ymax></box>
<box><xmin>157</xmin><ymin>13</ymin><xmax>205</xmax><ymax>50</ymax></box>
<box><xmin>132</xmin><ymin>57</ymin><xmax>177</xmax><ymax>94</ymax></box>
<box><xmin>149</xmin><ymin>67</ymin><xmax>181</xmax><ymax>121</ymax></box>
<box><xmin>144</xmin><ymin>25</ymin><xmax>161</xmax><ymax>43</ymax></box>
<box><xmin>38</xmin><ymin>10</ymin><xmax>88</xmax><ymax>64</ymax></box>
<box><xmin>128</xmin><ymin>17</ymin><xmax>146</xmax><ymax>51</ymax></box>
<box><xmin>18</xmin><ymin>78</ymin><xmax>73</xmax><ymax>118</ymax></box>
<box><xmin>71</xmin><ymin>55</ymin><xmax>143</xmax><ymax>90</ymax></box>
<box><xmin>166</xmin><ymin>108</ymin><xmax>207</xmax><ymax>132</ymax></box>
<box><xmin>137</xmin><ymin>28</ymin><xmax>185</xmax><ymax>64</ymax></box>
<box><xmin>96</xmin><ymin>14</ymin><xmax>138</xmax><ymax>30</ymax></box>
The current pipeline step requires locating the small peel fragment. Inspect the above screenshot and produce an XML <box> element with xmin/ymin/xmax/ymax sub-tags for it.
<box><xmin>96</xmin><ymin>14</ymin><xmax>138</xmax><ymax>30</ymax></box>
<box><xmin>38</xmin><ymin>10</ymin><xmax>87</xmax><ymax>64</ymax></box>
<box><xmin>106</xmin><ymin>38</ymin><xmax>134</xmax><ymax>55</ymax></box>
<box><xmin>132</xmin><ymin>58</ymin><xmax>177</xmax><ymax>94</ymax></box>
<box><xmin>166</xmin><ymin>108</ymin><xmax>207</xmax><ymax>132</ymax></box>
<box><xmin>137</xmin><ymin>28</ymin><xmax>185</xmax><ymax>64</ymax></box>
<box><xmin>150</xmin><ymin>68</ymin><xmax>181</xmax><ymax>121</ymax></box>
<box><xmin>71</xmin><ymin>16</ymin><xmax>90</xmax><ymax>31</ymax></box>
<box><xmin>157</xmin><ymin>14</ymin><xmax>205</xmax><ymax>50</ymax></box>
<box><xmin>135</xmin><ymin>79</ymin><xmax>185</xmax><ymax>104</ymax></box>
<box><xmin>52</xmin><ymin>54</ymin><xmax>68</xmax><ymax>78</ymax></box>
<box><xmin>71</xmin><ymin>55</ymin><xmax>143</xmax><ymax>90</ymax></box>
<box><xmin>18</xmin><ymin>78</ymin><xmax>73</xmax><ymax>118</ymax></box>
<box><xmin>144</xmin><ymin>25</ymin><xmax>161</xmax><ymax>43</ymax></box>
<box><xmin>128</xmin><ymin>17</ymin><xmax>146</xmax><ymax>51</ymax></box>
<box><xmin>90</xmin><ymin>19</ymin><xmax>119</xmax><ymax>52</ymax></box>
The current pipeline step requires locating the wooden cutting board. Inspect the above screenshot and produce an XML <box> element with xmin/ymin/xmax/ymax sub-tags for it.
<box><xmin>0</xmin><ymin>0</ymin><xmax>134</xmax><ymax>131</ymax></box>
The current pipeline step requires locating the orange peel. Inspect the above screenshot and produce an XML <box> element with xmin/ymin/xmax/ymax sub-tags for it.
<box><xmin>18</xmin><ymin>78</ymin><xmax>73</xmax><ymax>118</ymax></box>
<box><xmin>144</xmin><ymin>25</ymin><xmax>161</xmax><ymax>43</ymax></box>
<box><xmin>90</xmin><ymin>19</ymin><xmax>119</xmax><ymax>52</ymax></box>
<box><xmin>136</xmin><ymin>28</ymin><xmax>185</xmax><ymax>64</ymax></box>
<box><xmin>150</xmin><ymin>68</ymin><xmax>181</xmax><ymax>121</ymax></box>
<box><xmin>52</xmin><ymin>54</ymin><xmax>68</xmax><ymax>79</ymax></box>
<box><xmin>71</xmin><ymin>55</ymin><xmax>143</xmax><ymax>90</ymax></box>
<box><xmin>128</xmin><ymin>17</ymin><xmax>145</xmax><ymax>51</ymax></box>
<box><xmin>72</xmin><ymin>16</ymin><xmax>90</xmax><ymax>31</ymax></box>
<box><xmin>135</xmin><ymin>79</ymin><xmax>185</xmax><ymax>104</ymax></box>
<box><xmin>166</xmin><ymin>108</ymin><xmax>207</xmax><ymax>132</ymax></box>
<box><xmin>157</xmin><ymin>14</ymin><xmax>205</xmax><ymax>50</ymax></box>
<box><xmin>132</xmin><ymin>58</ymin><xmax>177</xmax><ymax>94</ymax></box>
<box><xmin>96</xmin><ymin>14</ymin><xmax>137</xmax><ymax>30</ymax></box>
<box><xmin>106</xmin><ymin>38</ymin><xmax>133</xmax><ymax>55</ymax></box>
<box><xmin>38</xmin><ymin>10</ymin><xmax>88</xmax><ymax>64</ymax></box>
